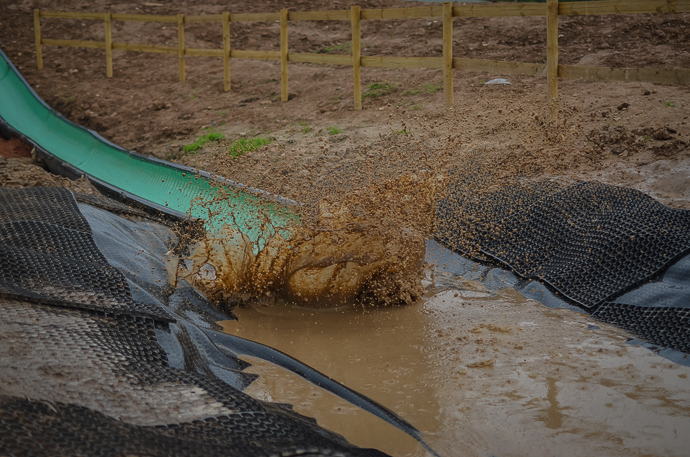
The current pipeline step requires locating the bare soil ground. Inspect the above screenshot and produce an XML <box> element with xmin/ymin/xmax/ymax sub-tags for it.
<box><xmin>1</xmin><ymin>0</ymin><xmax>689</xmax><ymax>210</ymax></box>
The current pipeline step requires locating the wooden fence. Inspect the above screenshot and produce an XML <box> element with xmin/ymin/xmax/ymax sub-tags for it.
<box><xmin>34</xmin><ymin>0</ymin><xmax>690</xmax><ymax>120</ymax></box>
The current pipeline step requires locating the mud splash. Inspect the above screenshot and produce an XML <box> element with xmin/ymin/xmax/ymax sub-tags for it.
<box><xmin>173</xmin><ymin>173</ymin><xmax>443</xmax><ymax>308</ymax></box>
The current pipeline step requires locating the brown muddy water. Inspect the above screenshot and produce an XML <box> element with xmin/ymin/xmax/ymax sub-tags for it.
<box><xmin>221</xmin><ymin>275</ymin><xmax>690</xmax><ymax>457</ymax></box>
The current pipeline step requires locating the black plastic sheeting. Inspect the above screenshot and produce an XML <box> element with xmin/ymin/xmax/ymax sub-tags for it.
<box><xmin>0</xmin><ymin>187</ymin><xmax>432</xmax><ymax>457</ymax></box>
<box><xmin>593</xmin><ymin>304</ymin><xmax>689</xmax><ymax>354</ymax></box>
<box><xmin>0</xmin><ymin>187</ymin><xmax>173</xmax><ymax>322</ymax></box>
<box><xmin>434</xmin><ymin>179</ymin><xmax>690</xmax><ymax>357</ymax></box>
<box><xmin>0</xmin><ymin>394</ymin><xmax>388</xmax><ymax>457</ymax></box>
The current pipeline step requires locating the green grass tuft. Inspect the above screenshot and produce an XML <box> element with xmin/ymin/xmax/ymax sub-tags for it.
<box><xmin>362</xmin><ymin>82</ymin><xmax>397</xmax><ymax>100</ymax></box>
<box><xmin>327</xmin><ymin>126</ymin><xmax>343</xmax><ymax>135</ymax></box>
<box><xmin>664</xmin><ymin>101</ymin><xmax>676</xmax><ymax>107</ymax></box>
<box><xmin>184</xmin><ymin>132</ymin><xmax>224</xmax><ymax>154</ymax></box>
<box><xmin>229</xmin><ymin>137</ymin><xmax>271</xmax><ymax>157</ymax></box>
<box><xmin>299</xmin><ymin>121</ymin><xmax>312</xmax><ymax>133</ymax></box>
<box><xmin>320</xmin><ymin>42</ymin><xmax>352</xmax><ymax>54</ymax></box>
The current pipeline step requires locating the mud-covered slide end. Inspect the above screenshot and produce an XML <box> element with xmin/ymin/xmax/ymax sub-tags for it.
<box><xmin>0</xmin><ymin>48</ymin><xmax>295</xmax><ymax>241</ymax></box>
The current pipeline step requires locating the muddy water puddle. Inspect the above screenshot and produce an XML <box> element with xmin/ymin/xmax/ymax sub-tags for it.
<box><xmin>221</xmin><ymin>279</ymin><xmax>690</xmax><ymax>457</ymax></box>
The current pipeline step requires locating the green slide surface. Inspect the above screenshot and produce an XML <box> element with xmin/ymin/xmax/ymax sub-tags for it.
<box><xmin>0</xmin><ymin>49</ymin><xmax>296</xmax><ymax>242</ymax></box>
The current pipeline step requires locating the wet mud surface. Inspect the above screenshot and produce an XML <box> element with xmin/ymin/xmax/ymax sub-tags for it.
<box><xmin>222</xmin><ymin>279</ymin><xmax>690</xmax><ymax>457</ymax></box>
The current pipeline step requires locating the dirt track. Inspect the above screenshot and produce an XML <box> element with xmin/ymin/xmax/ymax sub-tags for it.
<box><xmin>1</xmin><ymin>0</ymin><xmax>689</xmax><ymax>210</ymax></box>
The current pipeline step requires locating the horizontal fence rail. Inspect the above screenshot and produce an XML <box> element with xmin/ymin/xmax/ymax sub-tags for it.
<box><xmin>33</xmin><ymin>0</ymin><xmax>690</xmax><ymax>120</ymax></box>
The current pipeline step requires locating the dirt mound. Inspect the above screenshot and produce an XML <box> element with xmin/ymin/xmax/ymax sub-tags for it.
<box><xmin>0</xmin><ymin>136</ymin><xmax>32</xmax><ymax>158</ymax></box>
<box><xmin>0</xmin><ymin>156</ymin><xmax>97</xmax><ymax>194</ymax></box>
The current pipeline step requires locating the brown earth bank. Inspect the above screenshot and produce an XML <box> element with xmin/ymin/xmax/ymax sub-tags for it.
<box><xmin>0</xmin><ymin>0</ymin><xmax>689</xmax><ymax>211</ymax></box>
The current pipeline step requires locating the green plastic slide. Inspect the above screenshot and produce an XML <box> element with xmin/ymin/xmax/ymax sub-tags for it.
<box><xmin>0</xmin><ymin>49</ymin><xmax>296</xmax><ymax>241</ymax></box>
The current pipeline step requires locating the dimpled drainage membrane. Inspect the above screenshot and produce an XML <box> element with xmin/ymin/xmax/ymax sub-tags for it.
<box><xmin>0</xmin><ymin>186</ymin><xmax>91</xmax><ymax>232</ymax></box>
<box><xmin>0</xmin><ymin>187</ymin><xmax>172</xmax><ymax>322</ymax></box>
<box><xmin>0</xmin><ymin>395</ymin><xmax>376</xmax><ymax>457</ymax></box>
<box><xmin>437</xmin><ymin>180</ymin><xmax>690</xmax><ymax>309</ymax></box>
<box><xmin>0</xmin><ymin>187</ymin><xmax>391</xmax><ymax>457</ymax></box>
<box><xmin>593</xmin><ymin>304</ymin><xmax>690</xmax><ymax>354</ymax></box>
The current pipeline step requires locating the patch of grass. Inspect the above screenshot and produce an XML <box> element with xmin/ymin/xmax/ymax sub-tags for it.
<box><xmin>361</xmin><ymin>82</ymin><xmax>397</xmax><ymax>100</ymax></box>
<box><xmin>183</xmin><ymin>132</ymin><xmax>224</xmax><ymax>154</ymax></box>
<box><xmin>321</xmin><ymin>42</ymin><xmax>352</xmax><ymax>54</ymax></box>
<box><xmin>229</xmin><ymin>137</ymin><xmax>271</xmax><ymax>157</ymax></box>
<box><xmin>410</xmin><ymin>105</ymin><xmax>421</xmax><ymax>111</ymax></box>
<box><xmin>327</xmin><ymin>126</ymin><xmax>343</xmax><ymax>135</ymax></box>
<box><xmin>299</xmin><ymin>121</ymin><xmax>312</xmax><ymax>133</ymax></box>
<box><xmin>393</xmin><ymin>129</ymin><xmax>410</xmax><ymax>135</ymax></box>
<box><xmin>217</xmin><ymin>109</ymin><xmax>228</xmax><ymax>115</ymax></box>
<box><xmin>422</xmin><ymin>83</ymin><xmax>441</xmax><ymax>93</ymax></box>
<box><xmin>664</xmin><ymin>101</ymin><xmax>676</xmax><ymax>107</ymax></box>
<box><xmin>405</xmin><ymin>83</ymin><xmax>441</xmax><ymax>95</ymax></box>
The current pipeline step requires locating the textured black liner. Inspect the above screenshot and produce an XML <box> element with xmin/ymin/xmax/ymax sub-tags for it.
<box><xmin>0</xmin><ymin>301</ymin><xmax>388</xmax><ymax>457</ymax></box>
<box><xmin>435</xmin><ymin>178</ymin><xmax>563</xmax><ymax>262</ymax></box>
<box><xmin>0</xmin><ymin>395</ymin><xmax>387</xmax><ymax>457</ymax></box>
<box><xmin>593</xmin><ymin>303</ymin><xmax>690</xmax><ymax>354</ymax></box>
<box><xmin>0</xmin><ymin>188</ymin><xmax>173</xmax><ymax>322</ymax></box>
<box><xmin>0</xmin><ymin>187</ymin><xmax>91</xmax><ymax>233</ymax></box>
<box><xmin>437</xmin><ymin>180</ymin><xmax>690</xmax><ymax>309</ymax></box>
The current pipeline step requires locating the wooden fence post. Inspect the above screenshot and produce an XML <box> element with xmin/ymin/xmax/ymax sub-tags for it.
<box><xmin>351</xmin><ymin>6</ymin><xmax>362</xmax><ymax>110</ymax></box>
<box><xmin>547</xmin><ymin>0</ymin><xmax>559</xmax><ymax>122</ymax></box>
<box><xmin>34</xmin><ymin>9</ymin><xmax>43</xmax><ymax>70</ymax></box>
<box><xmin>222</xmin><ymin>12</ymin><xmax>231</xmax><ymax>92</ymax></box>
<box><xmin>177</xmin><ymin>14</ymin><xmax>185</xmax><ymax>82</ymax></box>
<box><xmin>443</xmin><ymin>2</ymin><xmax>454</xmax><ymax>108</ymax></box>
<box><xmin>280</xmin><ymin>9</ymin><xmax>288</xmax><ymax>102</ymax></box>
<box><xmin>105</xmin><ymin>13</ymin><xmax>113</xmax><ymax>78</ymax></box>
